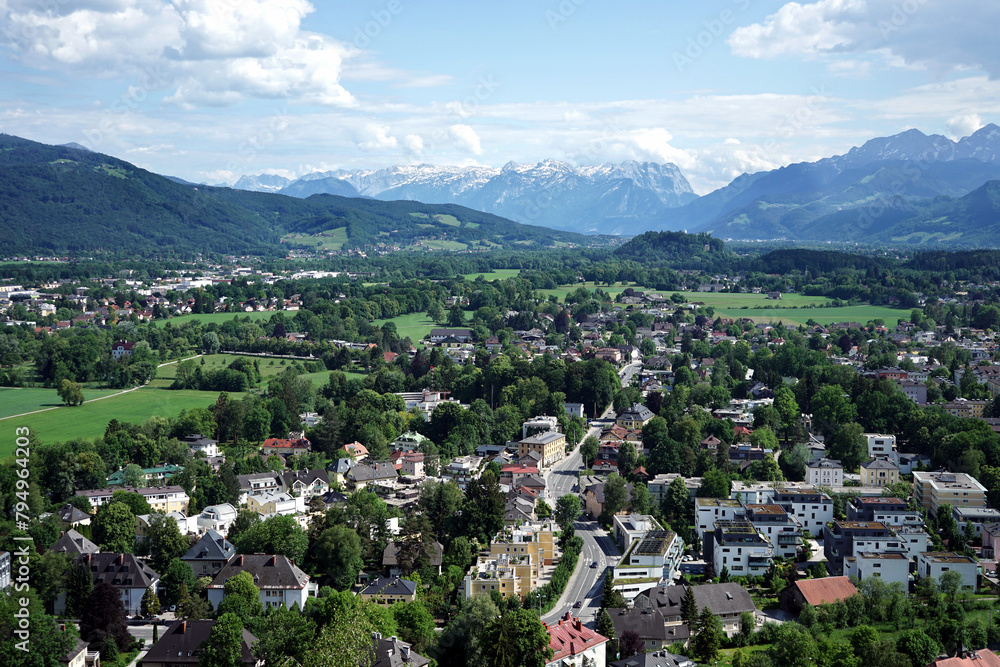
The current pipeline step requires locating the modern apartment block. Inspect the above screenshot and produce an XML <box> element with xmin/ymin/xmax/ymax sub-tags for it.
<box><xmin>912</xmin><ymin>471</ymin><xmax>987</xmax><ymax>516</ymax></box>
<box><xmin>707</xmin><ymin>520</ymin><xmax>773</xmax><ymax>579</ymax></box>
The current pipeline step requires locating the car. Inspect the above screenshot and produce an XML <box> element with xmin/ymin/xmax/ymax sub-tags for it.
<box><xmin>590</xmin><ymin>561</ymin><xmax>598</xmax><ymax>568</ymax></box>
<box><xmin>167</xmin><ymin>605</ymin><xmax>176</xmax><ymax>612</ymax></box>
<box><xmin>573</xmin><ymin>601</ymin><xmax>583</xmax><ymax>609</ymax></box>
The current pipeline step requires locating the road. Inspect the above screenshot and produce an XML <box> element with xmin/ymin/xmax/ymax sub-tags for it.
<box><xmin>540</xmin><ymin>402</ymin><xmax>622</xmax><ymax>625</ymax></box>
<box><xmin>619</xmin><ymin>361</ymin><xmax>641</xmax><ymax>388</ymax></box>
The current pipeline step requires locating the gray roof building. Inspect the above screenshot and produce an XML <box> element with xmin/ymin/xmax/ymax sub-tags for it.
<box><xmin>366</xmin><ymin>633</ymin><xmax>430</xmax><ymax>667</ymax></box>
<box><xmin>361</xmin><ymin>577</ymin><xmax>418</xmax><ymax>598</ymax></box>
<box><xmin>50</xmin><ymin>529</ymin><xmax>99</xmax><ymax>555</ymax></box>
<box><xmin>141</xmin><ymin>620</ymin><xmax>258</xmax><ymax>667</ymax></box>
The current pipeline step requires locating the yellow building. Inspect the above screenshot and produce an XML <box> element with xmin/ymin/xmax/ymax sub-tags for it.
<box><xmin>518</xmin><ymin>431</ymin><xmax>566</xmax><ymax>469</ymax></box>
<box><xmin>942</xmin><ymin>398</ymin><xmax>989</xmax><ymax>419</ymax></box>
<box><xmin>492</xmin><ymin>524</ymin><xmax>556</xmax><ymax>566</ymax></box>
<box><xmin>463</xmin><ymin>553</ymin><xmax>536</xmax><ymax>601</ymax></box>
<box><xmin>861</xmin><ymin>457</ymin><xmax>899</xmax><ymax>487</ymax></box>
<box><xmin>616</xmin><ymin>403</ymin><xmax>654</xmax><ymax>430</ymax></box>
<box><xmin>912</xmin><ymin>470</ymin><xmax>988</xmax><ymax>516</ymax></box>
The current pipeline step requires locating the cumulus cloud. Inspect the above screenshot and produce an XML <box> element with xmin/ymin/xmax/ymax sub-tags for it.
<box><xmin>1</xmin><ymin>0</ymin><xmax>354</xmax><ymax>107</ymax></box>
<box><xmin>403</xmin><ymin>134</ymin><xmax>424</xmax><ymax>157</ymax></box>
<box><xmin>449</xmin><ymin>124</ymin><xmax>482</xmax><ymax>155</ymax></box>
<box><xmin>946</xmin><ymin>113</ymin><xmax>984</xmax><ymax>139</ymax></box>
<box><xmin>729</xmin><ymin>0</ymin><xmax>1000</xmax><ymax>78</ymax></box>
<box><xmin>357</xmin><ymin>123</ymin><xmax>398</xmax><ymax>151</ymax></box>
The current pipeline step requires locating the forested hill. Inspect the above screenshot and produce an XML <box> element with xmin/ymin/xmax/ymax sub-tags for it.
<box><xmin>0</xmin><ymin>134</ymin><xmax>594</xmax><ymax>257</ymax></box>
<box><xmin>613</xmin><ymin>231</ymin><xmax>726</xmax><ymax>264</ymax></box>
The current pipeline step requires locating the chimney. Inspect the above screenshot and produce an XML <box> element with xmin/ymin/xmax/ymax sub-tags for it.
<box><xmin>181</xmin><ymin>621</ymin><xmax>187</xmax><ymax>634</ymax></box>
<box><xmin>401</xmin><ymin>646</ymin><xmax>410</xmax><ymax>660</ymax></box>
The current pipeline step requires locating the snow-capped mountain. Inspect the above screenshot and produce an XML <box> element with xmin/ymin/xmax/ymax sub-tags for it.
<box><xmin>233</xmin><ymin>173</ymin><xmax>292</xmax><ymax>192</ymax></box>
<box><xmin>232</xmin><ymin>159</ymin><xmax>697</xmax><ymax>234</ymax></box>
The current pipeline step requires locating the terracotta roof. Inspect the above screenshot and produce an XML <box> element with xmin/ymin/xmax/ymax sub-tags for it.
<box><xmin>932</xmin><ymin>650</ymin><xmax>1000</xmax><ymax>667</ymax></box>
<box><xmin>791</xmin><ymin>576</ymin><xmax>858</xmax><ymax>607</ymax></box>
<box><xmin>546</xmin><ymin>613</ymin><xmax>608</xmax><ymax>662</ymax></box>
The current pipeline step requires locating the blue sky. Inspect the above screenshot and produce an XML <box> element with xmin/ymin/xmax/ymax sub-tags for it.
<box><xmin>2</xmin><ymin>0</ymin><xmax>999</xmax><ymax>193</ymax></box>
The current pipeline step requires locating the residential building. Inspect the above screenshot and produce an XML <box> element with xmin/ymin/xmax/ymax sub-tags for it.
<box><xmin>779</xmin><ymin>576</ymin><xmax>858</xmax><ymax>614</ymax></box>
<box><xmin>0</xmin><ymin>551</ymin><xmax>8</xmax><ymax>589</ymax></box>
<box><xmin>366</xmin><ymin>633</ymin><xmax>431</xmax><ymax>667</ymax></box>
<box><xmin>707</xmin><ymin>520</ymin><xmax>773</xmax><ymax>579</ymax></box>
<box><xmin>280</xmin><ymin>469</ymin><xmax>330</xmax><ymax>499</ymax></box>
<box><xmin>359</xmin><ymin>577</ymin><xmax>418</xmax><ymax>605</ymax></box>
<box><xmin>260</xmin><ymin>438</ymin><xmax>311</xmax><ymax>456</ymax></box>
<box><xmin>806</xmin><ymin>458</ymin><xmax>844</xmax><ymax>487</ymax></box>
<box><xmin>617</xmin><ymin>404</ymin><xmax>654</xmax><ymax>429</ymax></box>
<box><xmin>340</xmin><ymin>441</ymin><xmax>370</xmax><ymax>462</ymax></box>
<box><xmin>610</xmin><ymin>652</ymin><xmax>695</xmax><ymax>667</ymax></box>
<box><xmin>518</xmin><ymin>431</ymin><xmax>566</xmax><ymax>469</ymax></box>
<box><xmin>745</xmin><ymin>504</ymin><xmax>803</xmax><ymax>559</ymax></box>
<box><xmin>844</xmin><ymin>552</ymin><xmax>909</xmax><ymax>593</ymax></box>
<box><xmin>917</xmin><ymin>552</ymin><xmax>978</xmax><ymax>592</ymax></box>
<box><xmin>864</xmin><ymin>434</ymin><xmax>897</xmax><ymax>461</ymax></box>
<box><xmin>247</xmin><ymin>491</ymin><xmax>297</xmax><ymax>516</ymax></box>
<box><xmin>326</xmin><ymin>458</ymin><xmax>355</xmax><ymax>487</ymax></box>
<box><xmin>54</xmin><ymin>503</ymin><xmax>92</xmax><ymax>527</ymax></box>
<box><xmin>926</xmin><ymin>649</ymin><xmax>1000</xmax><ymax>667</ymax></box>
<box><xmin>771</xmin><ymin>488</ymin><xmax>834</xmax><ymax>537</ymax></box>
<box><xmin>613</xmin><ymin>530</ymin><xmax>684</xmax><ymax>599</ymax></box>
<box><xmin>847</xmin><ymin>497</ymin><xmax>909</xmax><ymax>522</ymax></box>
<box><xmin>912</xmin><ymin>471</ymin><xmax>988</xmax><ymax>516</ymax></box>
<box><xmin>942</xmin><ymin>399</ymin><xmax>989</xmax><ymax>419</ymax></box>
<box><xmin>49</xmin><ymin>529</ymin><xmax>99</xmax><ymax>556</ymax></box>
<box><xmin>383</xmin><ymin>538</ymin><xmax>444</xmax><ymax>577</ymax></box>
<box><xmin>111</xmin><ymin>340</ymin><xmax>135</xmax><ymax>360</ymax></box>
<box><xmin>861</xmin><ymin>456</ymin><xmax>899</xmax><ymax>487</ymax></box>
<box><xmin>981</xmin><ymin>522</ymin><xmax>1000</xmax><ymax>559</ymax></box>
<box><xmin>61</xmin><ymin>638</ymin><xmax>90</xmax><ymax>667</ymax></box>
<box><xmin>641</xmin><ymin>583</ymin><xmax>757</xmax><ymax>637</ymax></box>
<box><xmin>197</xmin><ymin>503</ymin><xmax>238</xmax><ymax>535</ymax></box>
<box><xmin>181</xmin><ymin>530</ymin><xmax>235</xmax><ymax>578</ymax></box>
<box><xmin>401</xmin><ymin>452</ymin><xmax>425</xmax><ymax>477</ymax></box>
<box><xmin>613</xmin><ymin>514</ymin><xmax>663</xmax><ymax>552</ymax></box>
<box><xmin>428</xmin><ymin>327</ymin><xmax>472</xmax><ymax>344</ymax></box>
<box><xmin>694</xmin><ymin>497</ymin><xmax>743</xmax><ymax>546</ymax></box>
<box><xmin>441</xmin><ymin>455</ymin><xmax>481</xmax><ymax>490</ymax></box>
<box><xmin>77</xmin><ymin>486</ymin><xmax>189</xmax><ymax>514</ymax></box>
<box><xmin>237</xmin><ymin>473</ymin><xmax>282</xmax><ymax>501</ymax></box>
<box><xmin>544</xmin><ymin>613</ymin><xmax>609</xmax><ymax>667</ymax></box>
<box><xmin>463</xmin><ymin>552</ymin><xmax>536</xmax><ymax>601</ymax></box>
<box><xmin>607</xmin><ymin>607</ymin><xmax>671</xmax><ymax>653</ymax></box>
<box><xmin>522</xmin><ymin>416</ymin><xmax>560</xmax><ymax>439</ymax></box>
<box><xmin>823</xmin><ymin>521</ymin><xmax>903</xmax><ymax>574</ymax></box>
<box><xmin>55</xmin><ymin>553</ymin><xmax>160</xmax><ymax>615</ymax></box>
<box><xmin>492</xmin><ymin>524</ymin><xmax>556</xmax><ymax>565</ymax></box>
<box><xmin>141</xmin><ymin>620</ymin><xmax>261</xmax><ymax>667</ymax></box>
<box><xmin>107</xmin><ymin>464</ymin><xmax>183</xmax><ymax>487</ymax></box>
<box><xmin>208</xmin><ymin>554</ymin><xmax>310</xmax><ymax>611</ymax></box>
<box><xmin>347</xmin><ymin>462</ymin><xmax>398</xmax><ymax>490</ymax></box>
<box><xmin>953</xmin><ymin>507</ymin><xmax>1000</xmax><ymax>537</ymax></box>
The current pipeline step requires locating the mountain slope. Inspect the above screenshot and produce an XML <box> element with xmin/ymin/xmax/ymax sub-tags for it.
<box><xmin>0</xmin><ymin>134</ymin><xmax>595</xmax><ymax>256</ymax></box>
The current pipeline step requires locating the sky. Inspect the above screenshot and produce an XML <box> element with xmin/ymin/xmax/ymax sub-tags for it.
<box><xmin>2</xmin><ymin>0</ymin><xmax>999</xmax><ymax>194</ymax></box>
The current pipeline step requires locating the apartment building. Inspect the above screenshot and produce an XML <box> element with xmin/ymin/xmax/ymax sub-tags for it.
<box><xmin>708</xmin><ymin>520</ymin><xmax>773</xmax><ymax>579</ymax></box>
<box><xmin>806</xmin><ymin>458</ymin><xmax>844</xmax><ymax>487</ymax></box>
<box><xmin>912</xmin><ymin>471</ymin><xmax>988</xmax><ymax>516</ymax></box>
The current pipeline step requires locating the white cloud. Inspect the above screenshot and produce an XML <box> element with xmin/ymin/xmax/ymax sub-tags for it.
<box><xmin>729</xmin><ymin>0</ymin><xmax>1000</xmax><ymax>78</ymax></box>
<box><xmin>403</xmin><ymin>134</ymin><xmax>424</xmax><ymax>157</ymax></box>
<box><xmin>1</xmin><ymin>0</ymin><xmax>354</xmax><ymax>108</ymax></box>
<box><xmin>946</xmin><ymin>113</ymin><xmax>984</xmax><ymax>140</ymax></box>
<box><xmin>449</xmin><ymin>124</ymin><xmax>482</xmax><ymax>155</ymax></box>
<box><xmin>357</xmin><ymin>123</ymin><xmax>397</xmax><ymax>151</ymax></box>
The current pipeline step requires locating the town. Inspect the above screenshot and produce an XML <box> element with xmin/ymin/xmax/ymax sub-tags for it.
<box><xmin>4</xmin><ymin>239</ymin><xmax>1000</xmax><ymax>667</ymax></box>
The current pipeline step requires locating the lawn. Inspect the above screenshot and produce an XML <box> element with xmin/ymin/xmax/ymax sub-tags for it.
<box><xmin>281</xmin><ymin>226</ymin><xmax>349</xmax><ymax>251</ymax></box>
<box><xmin>149</xmin><ymin>353</ymin><xmax>319</xmax><ymax>388</ymax></box>
<box><xmin>0</xmin><ymin>386</ymin><xmax>121</xmax><ymax>420</ymax></box>
<box><xmin>301</xmin><ymin>369</ymin><xmax>367</xmax><ymax>388</ymax></box>
<box><xmin>716</xmin><ymin>304</ymin><xmax>911</xmax><ymax>327</ymax></box>
<box><xmin>153</xmin><ymin>311</ymin><xmax>273</xmax><ymax>327</ymax></box>
<box><xmin>413</xmin><ymin>239</ymin><xmax>468</xmax><ymax>251</ymax></box>
<box><xmin>0</xmin><ymin>387</ymin><xmax>238</xmax><ymax>451</ymax></box>
<box><xmin>462</xmin><ymin>269</ymin><xmax>522</xmax><ymax>281</ymax></box>
<box><xmin>372</xmin><ymin>312</ymin><xmax>439</xmax><ymax>346</ymax></box>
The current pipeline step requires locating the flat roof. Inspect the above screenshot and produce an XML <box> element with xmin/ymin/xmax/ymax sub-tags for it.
<box><xmin>633</xmin><ymin>530</ymin><xmax>676</xmax><ymax>557</ymax></box>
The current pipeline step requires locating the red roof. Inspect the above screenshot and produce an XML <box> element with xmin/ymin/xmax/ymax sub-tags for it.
<box><xmin>383</xmin><ymin>351</ymin><xmax>399</xmax><ymax>363</ymax></box>
<box><xmin>261</xmin><ymin>438</ymin><xmax>311</xmax><ymax>450</ymax></box>
<box><xmin>546</xmin><ymin>613</ymin><xmax>607</xmax><ymax>662</ymax></box>
<box><xmin>501</xmin><ymin>463</ymin><xmax>538</xmax><ymax>474</ymax></box>
<box><xmin>113</xmin><ymin>340</ymin><xmax>136</xmax><ymax>350</ymax></box>
<box><xmin>792</xmin><ymin>576</ymin><xmax>858</xmax><ymax>607</ymax></box>
<box><xmin>933</xmin><ymin>650</ymin><xmax>1000</xmax><ymax>667</ymax></box>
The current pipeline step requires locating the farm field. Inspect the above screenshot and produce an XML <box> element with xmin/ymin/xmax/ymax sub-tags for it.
<box><xmin>461</xmin><ymin>269</ymin><xmax>522</xmax><ymax>281</ymax></box>
<box><xmin>372</xmin><ymin>312</ymin><xmax>439</xmax><ymax>346</ymax></box>
<box><xmin>717</xmin><ymin>304</ymin><xmax>910</xmax><ymax>327</ymax></box>
<box><xmin>153</xmin><ymin>311</ymin><xmax>273</xmax><ymax>327</ymax></box>
<box><xmin>281</xmin><ymin>226</ymin><xmax>348</xmax><ymax>250</ymax></box>
<box><xmin>0</xmin><ymin>387</ymin><xmax>238</xmax><ymax>451</ymax></box>
<box><xmin>0</xmin><ymin>386</ymin><xmax>121</xmax><ymax>420</ymax></box>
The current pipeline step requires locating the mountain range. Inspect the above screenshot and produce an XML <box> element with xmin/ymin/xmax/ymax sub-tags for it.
<box><xmin>233</xmin><ymin>160</ymin><xmax>698</xmax><ymax>235</ymax></box>
<box><xmin>0</xmin><ymin>134</ymin><xmax>595</xmax><ymax>257</ymax></box>
<box><xmin>233</xmin><ymin>124</ymin><xmax>1000</xmax><ymax>245</ymax></box>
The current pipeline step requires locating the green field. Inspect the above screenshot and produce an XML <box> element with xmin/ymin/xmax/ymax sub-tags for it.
<box><xmin>0</xmin><ymin>387</ymin><xmax>235</xmax><ymax>450</ymax></box>
<box><xmin>414</xmin><ymin>240</ymin><xmax>468</xmax><ymax>251</ymax></box>
<box><xmin>717</xmin><ymin>304</ymin><xmax>910</xmax><ymax>327</ymax></box>
<box><xmin>0</xmin><ymin>386</ymin><xmax>122</xmax><ymax>420</ymax></box>
<box><xmin>281</xmin><ymin>226</ymin><xmax>349</xmax><ymax>250</ymax></box>
<box><xmin>153</xmin><ymin>311</ymin><xmax>273</xmax><ymax>327</ymax></box>
<box><xmin>679</xmin><ymin>291</ymin><xmax>832</xmax><ymax>308</ymax></box>
<box><xmin>462</xmin><ymin>269</ymin><xmax>522</xmax><ymax>281</ymax></box>
<box><xmin>372</xmin><ymin>312</ymin><xmax>439</xmax><ymax>346</ymax></box>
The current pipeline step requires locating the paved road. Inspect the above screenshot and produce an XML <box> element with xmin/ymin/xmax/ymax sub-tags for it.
<box><xmin>619</xmin><ymin>361</ymin><xmax>641</xmax><ymax>388</ymax></box>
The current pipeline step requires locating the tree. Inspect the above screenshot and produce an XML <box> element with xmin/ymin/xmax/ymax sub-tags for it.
<box><xmin>303</xmin><ymin>597</ymin><xmax>377</xmax><ymax>667</ymax></box>
<box><xmin>681</xmin><ymin>586</ymin><xmax>698</xmax><ymax>626</ymax></box>
<box><xmin>601</xmin><ymin>570</ymin><xmax>627</xmax><ymax>610</ymax></box>
<box><xmin>244</xmin><ymin>405</ymin><xmax>272</xmax><ymax>444</ymax></box>
<box><xmin>462</xmin><ymin>469</ymin><xmax>505</xmax><ymax>543</ymax></box>
<box><xmin>482</xmin><ymin>608</ymin><xmax>553</xmax><ymax>667</ymax></box>
<box><xmin>896</xmin><ymin>629</ymin><xmax>941</xmax><ymax>667</ymax></box>
<box><xmin>65</xmin><ymin>560</ymin><xmax>94</xmax><ymax>618</ymax></box>
<box><xmin>580</xmin><ymin>435</ymin><xmax>599</xmax><ymax>468</ymax></box>
<box><xmin>202</xmin><ymin>332</ymin><xmax>221</xmax><ymax>354</ymax></box>
<box><xmin>161</xmin><ymin>558</ymin><xmax>197</xmax><ymax>608</ymax></box>
<box><xmin>595</xmin><ymin>607</ymin><xmax>618</xmax><ymax>663</ymax></box>
<box><xmin>80</xmin><ymin>582</ymin><xmax>132</xmax><ymax>658</ymax></box>
<box><xmin>779</xmin><ymin>442</ymin><xmax>810</xmax><ymax>481</ymax></box>
<box><xmin>141</xmin><ymin>586</ymin><xmax>162</xmax><ymax>617</ymax></box>
<box><xmin>110</xmin><ymin>490</ymin><xmax>153</xmax><ymax>515</ymax></box>
<box><xmin>774</xmin><ymin>385</ymin><xmax>800</xmax><ymax>439</ymax></box>
<box><xmin>555</xmin><ymin>494</ymin><xmax>582</xmax><ymax>531</ymax></box>
<box><xmin>851</xmin><ymin>625</ymin><xmax>880</xmax><ymax>659</ymax></box>
<box><xmin>434</xmin><ymin>595</ymin><xmax>499</xmax><ymax>667</ymax></box>
<box><xmin>58</xmin><ymin>378</ymin><xmax>85</xmax><ymax>406</ymax></box>
<box><xmin>697</xmin><ymin>468</ymin><xmax>730</xmax><ymax>498</ymax></box>
<box><xmin>812</xmin><ymin>385</ymin><xmax>858</xmax><ymax>437</ymax></box>
<box><xmin>691</xmin><ymin>606</ymin><xmax>723</xmax><ymax>663</ymax></box>
<box><xmin>232</xmin><ymin>514</ymin><xmax>308</xmax><ymax>565</ymax></box>
<box><xmin>767</xmin><ymin>623</ymin><xmax>817</xmax><ymax>667</ymax></box>
<box><xmin>830</xmin><ymin>422</ymin><xmax>867</xmax><ymax>472</ymax></box>
<box><xmin>198</xmin><ymin>613</ymin><xmax>244</xmax><ymax>667</ymax></box>
<box><xmin>599</xmin><ymin>473</ymin><xmax>627</xmax><ymax>524</ymax></box>
<box><xmin>663</xmin><ymin>477</ymin><xmax>690</xmax><ymax>525</ymax></box>
<box><xmin>1</xmin><ymin>590</ymin><xmax>80</xmax><ymax>667</ymax></box>
<box><xmin>619</xmin><ymin>630</ymin><xmax>644</xmax><ymax>659</ymax></box>
<box><xmin>145</xmin><ymin>513</ymin><xmax>191</xmax><ymax>572</ymax></box>
<box><xmin>217</xmin><ymin>570</ymin><xmax>265</xmax><ymax>622</ymax></box>
<box><xmin>939</xmin><ymin>569</ymin><xmax>964</xmax><ymax>602</ymax></box>
<box><xmin>629</xmin><ymin>482</ymin><xmax>651</xmax><ymax>514</ymax></box>
<box><xmin>92</xmin><ymin>501</ymin><xmax>136</xmax><ymax>553</ymax></box>
<box><xmin>391</xmin><ymin>601</ymin><xmax>436</xmax><ymax>655</ymax></box>
<box><xmin>617</xmin><ymin>441</ymin><xmax>638</xmax><ymax>477</ymax></box>
<box><xmin>314</xmin><ymin>524</ymin><xmax>364</xmax><ymax>591</ymax></box>
<box><xmin>248</xmin><ymin>604</ymin><xmax>317</xmax><ymax>667</ymax></box>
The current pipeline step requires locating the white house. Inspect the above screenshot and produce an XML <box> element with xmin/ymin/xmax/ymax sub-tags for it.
<box><xmin>917</xmin><ymin>552</ymin><xmax>978</xmax><ymax>592</ymax></box>
<box><xmin>207</xmin><ymin>554</ymin><xmax>310</xmax><ymax>611</ymax></box>
<box><xmin>865</xmin><ymin>434</ymin><xmax>897</xmax><ymax>461</ymax></box>
<box><xmin>197</xmin><ymin>503</ymin><xmax>238</xmax><ymax>535</ymax></box>
<box><xmin>55</xmin><ymin>553</ymin><xmax>159</xmax><ymax>616</ymax></box>
<box><xmin>806</xmin><ymin>459</ymin><xmax>844</xmax><ymax>488</ymax></box>
<box><xmin>612</xmin><ymin>529</ymin><xmax>684</xmax><ymax>599</ymax></box>
<box><xmin>247</xmin><ymin>491</ymin><xmax>297</xmax><ymax>517</ymax></box>
<box><xmin>695</xmin><ymin>498</ymin><xmax>744</xmax><ymax>547</ymax></box>
<box><xmin>545</xmin><ymin>613</ymin><xmax>608</xmax><ymax>667</ymax></box>
<box><xmin>771</xmin><ymin>488</ymin><xmax>834</xmax><ymax>537</ymax></box>
<box><xmin>709</xmin><ymin>520</ymin><xmax>773</xmax><ymax>579</ymax></box>
<box><xmin>844</xmin><ymin>551</ymin><xmax>910</xmax><ymax>594</ymax></box>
